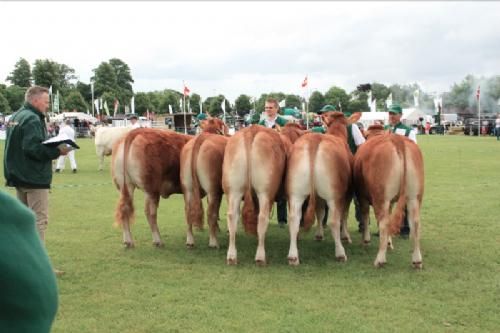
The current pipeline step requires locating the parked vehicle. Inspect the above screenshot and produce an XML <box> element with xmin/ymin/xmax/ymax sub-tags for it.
<box><xmin>463</xmin><ymin>117</ymin><xmax>495</xmax><ymax>136</ymax></box>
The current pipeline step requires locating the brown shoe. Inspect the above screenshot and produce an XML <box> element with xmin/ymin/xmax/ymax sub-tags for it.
<box><xmin>54</xmin><ymin>268</ymin><xmax>65</xmax><ymax>277</ymax></box>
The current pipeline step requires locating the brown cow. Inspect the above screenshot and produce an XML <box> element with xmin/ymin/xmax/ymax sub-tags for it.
<box><xmin>285</xmin><ymin>112</ymin><xmax>356</xmax><ymax>265</ymax></box>
<box><xmin>222</xmin><ymin>125</ymin><xmax>287</xmax><ymax>265</ymax></box>
<box><xmin>112</xmin><ymin>128</ymin><xmax>192</xmax><ymax>248</ymax></box>
<box><xmin>353</xmin><ymin>124</ymin><xmax>424</xmax><ymax>268</ymax></box>
<box><xmin>180</xmin><ymin>118</ymin><xmax>229</xmax><ymax>248</ymax></box>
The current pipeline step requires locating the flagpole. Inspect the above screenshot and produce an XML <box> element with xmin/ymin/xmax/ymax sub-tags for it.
<box><xmin>183</xmin><ymin>93</ymin><xmax>187</xmax><ymax>135</ymax></box>
<box><xmin>478</xmin><ymin>87</ymin><xmax>481</xmax><ymax>137</ymax></box>
<box><xmin>91</xmin><ymin>82</ymin><xmax>94</xmax><ymax>117</ymax></box>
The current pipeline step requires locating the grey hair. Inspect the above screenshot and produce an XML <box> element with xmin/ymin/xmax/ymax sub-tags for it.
<box><xmin>25</xmin><ymin>86</ymin><xmax>49</xmax><ymax>103</ymax></box>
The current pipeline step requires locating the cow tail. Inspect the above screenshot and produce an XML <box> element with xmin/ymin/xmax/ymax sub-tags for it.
<box><xmin>114</xmin><ymin>131</ymin><xmax>137</xmax><ymax>228</ymax></box>
<box><xmin>242</xmin><ymin>129</ymin><xmax>258</xmax><ymax>235</ymax></box>
<box><xmin>303</xmin><ymin>138</ymin><xmax>319</xmax><ymax>231</ymax></box>
<box><xmin>389</xmin><ymin>136</ymin><xmax>407</xmax><ymax>235</ymax></box>
<box><xmin>188</xmin><ymin>134</ymin><xmax>206</xmax><ymax>229</ymax></box>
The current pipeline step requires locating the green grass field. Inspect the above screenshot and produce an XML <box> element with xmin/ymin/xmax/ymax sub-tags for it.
<box><xmin>1</xmin><ymin>134</ymin><xmax>499</xmax><ymax>332</ymax></box>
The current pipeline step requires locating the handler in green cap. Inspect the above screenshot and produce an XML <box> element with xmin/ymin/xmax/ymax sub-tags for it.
<box><xmin>384</xmin><ymin>103</ymin><xmax>418</xmax><ymax>237</ymax></box>
<box><xmin>196</xmin><ymin>113</ymin><xmax>208</xmax><ymax>121</ymax></box>
<box><xmin>310</xmin><ymin>104</ymin><xmax>335</xmax><ymax>133</ymax></box>
<box><xmin>385</xmin><ymin>103</ymin><xmax>417</xmax><ymax>143</ymax></box>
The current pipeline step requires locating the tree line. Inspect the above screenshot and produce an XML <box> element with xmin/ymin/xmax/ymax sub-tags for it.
<box><xmin>1</xmin><ymin>57</ymin><xmax>499</xmax><ymax>118</ymax></box>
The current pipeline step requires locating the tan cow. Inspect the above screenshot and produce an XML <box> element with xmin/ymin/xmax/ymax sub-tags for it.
<box><xmin>112</xmin><ymin>128</ymin><xmax>192</xmax><ymax>248</ymax></box>
<box><xmin>353</xmin><ymin>124</ymin><xmax>424</xmax><ymax>268</ymax></box>
<box><xmin>222</xmin><ymin>125</ymin><xmax>287</xmax><ymax>265</ymax></box>
<box><xmin>95</xmin><ymin>126</ymin><xmax>133</xmax><ymax>171</ymax></box>
<box><xmin>180</xmin><ymin>118</ymin><xmax>229</xmax><ymax>249</ymax></box>
<box><xmin>285</xmin><ymin>111</ymin><xmax>356</xmax><ymax>265</ymax></box>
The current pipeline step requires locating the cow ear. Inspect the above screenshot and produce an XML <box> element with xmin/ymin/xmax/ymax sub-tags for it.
<box><xmin>348</xmin><ymin>112</ymin><xmax>362</xmax><ymax>124</ymax></box>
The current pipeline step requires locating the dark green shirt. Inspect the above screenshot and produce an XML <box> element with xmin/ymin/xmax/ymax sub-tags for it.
<box><xmin>258</xmin><ymin>115</ymin><xmax>288</xmax><ymax>128</ymax></box>
<box><xmin>4</xmin><ymin>103</ymin><xmax>61</xmax><ymax>189</ymax></box>
<box><xmin>0</xmin><ymin>190</ymin><xmax>58</xmax><ymax>333</ymax></box>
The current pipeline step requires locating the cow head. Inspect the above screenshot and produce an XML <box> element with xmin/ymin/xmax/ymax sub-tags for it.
<box><xmin>365</xmin><ymin>124</ymin><xmax>386</xmax><ymax>140</ymax></box>
<box><xmin>200</xmin><ymin>117</ymin><xmax>229</xmax><ymax>136</ymax></box>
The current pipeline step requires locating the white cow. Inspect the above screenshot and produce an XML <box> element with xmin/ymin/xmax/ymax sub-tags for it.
<box><xmin>94</xmin><ymin>126</ymin><xmax>132</xmax><ymax>171</ymax></box>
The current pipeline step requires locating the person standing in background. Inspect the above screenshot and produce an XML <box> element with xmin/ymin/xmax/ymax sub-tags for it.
<box><xmin>55</xmin><ymin>119</ymin><xmax>77</xmax><ymax>173</ymax></box>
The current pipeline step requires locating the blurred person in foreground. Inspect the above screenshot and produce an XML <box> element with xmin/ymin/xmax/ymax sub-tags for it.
<box><xmin>0</xmin><ymin>190</ymin><xmax>58</xmax><ymax>333</ymax></box>
<box><xmin>3</xmin><ymin>85</ymin><xmax>72</xmax><ymax>274</ymax></box>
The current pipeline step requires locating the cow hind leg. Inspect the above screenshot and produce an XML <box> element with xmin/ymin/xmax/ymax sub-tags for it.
<box><xmin>184</xmin><ymin>191</ymin><xmax>195</xmax><ymax>248</ymax></box>
<box><xmin>359</xmin><ymin>199</ymin><xmax>371</xmax><ymax>245</ymax></box>
<box><xmin>255</xmin><ymin>195</ymin><xmax>271</xmax><ymax>266</ymax></box>
<box><xmin>408</xmin><ymin>199</ymin><xmax>423</xmax><ymax>269</ymax></box>
<box><xmin>328</xmin><ymin>199</ymin><xmax>347</xmax><ymax>262</ymax></box>
<box><xmin>207</xmin><ymin>192</ymin><xmax>222</xmax><ymax>249</ymax></box>
<box><xmin>340</xmin><ymin>200</ymin><xmax>352</xmax><ymax>244</ymax></box>
<box><xmin>373</xmin><ymin>202</ymin><xmax>390</xmax><ymax>267</ymax></box>
<box><xmin>144</xmin><ymin>193</ymin><xmax>163</xmax><ymax>247</ymax></box>
<box><xmin>288</xmin><ymin>195</ymin><xmax>306</xmax><ymax>265</ymax></box>
<box><xmin>226</xmin><ymin>193</ymin><xmax>242</xmax><ymax>265</ymax></box>
<box><xmin>116</xmin><ymin>183</ymin><xmax>135</xmax><ymax>248</ymax></box>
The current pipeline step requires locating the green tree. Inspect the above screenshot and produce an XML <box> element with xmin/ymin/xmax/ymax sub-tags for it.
<box><xmin>76</xmin><ymin>81</ymin><xmax>92</xmax><ymax>105</ymax></box>
<box><xmin>109</xmin><ymin>58</ymin><xmax>134</xmax><ymax>102</ymax></box>
<box><xmin>2</xmin><ymin>85</ymin><xmax>26</xmax><ymax>112</ymax></box>
<box><xmin>92</xmin><ymin>62</ymin><xmax>117</xmax><ymax>97</ymax></box>
<box><xmin>308</xmin><ymin>91</ymin><xmax>324</xmax><ymax>113</ymax></box>
<box><xmin>6</xmin><ymin>58</ymin><xmax>32</xmax><ymax>87</ymax></box>
<box><xmin>0</xmin><ymin>92</ymin><xmax>11</xmax><ymax>114</ymax></box>
<box><xmin>284</xmin><ymin>94</ymin><xmax>302</xmax><ymax>109</ymax></box>
<box><xmin>32</xmin><ymin>59</ymin><xmax>76</xmax><ymax>94</ymax></box>
<box><xmin>64</xmin><ymin>90</ymin><xmax>88</xmax><ymax>113</ymax></box>
<box><xmin>324</xmin><ymin>86</ymin><xmax>349</xmax><ymax>111</ymax></box>
<box><xmin>189</xmin><ymin>93</ymin><xmax>202</xmax><ymax>114</ymax></box>
<box><xmin>371</xmin><ymin>82</ymin><xmax>391</xmax><ymax>110</ymax></box>
<box><xmin>134</xmin><ymin>92</ymin><xmax>154</xmax><ymax>116</ymax></box>
<box><xmin>235</xmin><ymin>94</ymin><xmax>252</xmax><ymax>117</ymax></box>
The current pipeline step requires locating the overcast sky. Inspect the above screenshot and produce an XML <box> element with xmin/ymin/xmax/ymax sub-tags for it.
<box><xmin>1</xmin><ymin>1</ymin><xmax>499</xmax><ymax>101</ymax></box>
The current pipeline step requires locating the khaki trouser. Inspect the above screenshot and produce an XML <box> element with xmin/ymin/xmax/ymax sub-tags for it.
<box><xmin>16</xmin><ymin>187</ymin><xmax>49</xmax><ymax>244</ymax></box>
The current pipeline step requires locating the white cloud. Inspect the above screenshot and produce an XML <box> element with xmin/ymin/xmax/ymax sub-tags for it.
<box><xmin>1</xmin><ymin>1</ymin><xmax>499</xmax><ymax>101</ymax></box>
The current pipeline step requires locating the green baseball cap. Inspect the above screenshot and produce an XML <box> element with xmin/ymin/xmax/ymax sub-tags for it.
<box><xmin>388</xmin><ymin>104</ymin><xmax>403</xmax><ymax>114</ymax></box>
<box><xmin>319</xmin><ymin>104</ymin><xmax>336</xmax><ymax>113</ymax></box>
<box><xmin>197</xmin><ymin>113</ymin><xmax>208</xmax><ymax>120</ymax></box>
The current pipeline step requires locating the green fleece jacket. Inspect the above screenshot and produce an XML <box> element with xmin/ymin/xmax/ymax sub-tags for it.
<box><xmin>0</xmin><ymin>190</ymin><xmax>58</xmax><ymax>333</ymax></box>
<box><xmin>4</xmin><ymin>103</ymin><xmax>60</xmax><ymax>189</ymax></box>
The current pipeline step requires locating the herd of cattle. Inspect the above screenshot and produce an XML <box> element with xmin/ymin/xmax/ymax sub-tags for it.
<box><xmin>94</xmin><ymin>111</ymin><xmax>424</xmax><ymax>269</ymax></box>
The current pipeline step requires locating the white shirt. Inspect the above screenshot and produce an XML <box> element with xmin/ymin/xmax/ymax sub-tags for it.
<box><xmin>129</xmin><ymin>121</ymin><xmax>141</xmax><ymax>129</ymax></box>
<box><xmin>394</xmin><ymin>127</ymin><xmax>418</xmax><ymax>143</ymax></box>
<box><xmin>495</xmin><ymin>118</ymin><xmax>500</xmax><ymax>128</ymax></box>
<box><xmin>264</xmin><ymin>115</ymin><xmax>278</xmax><ymax>128</ymax></box>
<box><xmin>59</xmin><ymin>123</ymin><xmax>75</xmax><ymax>141</ymax></box>
<box><xmin>351</xmin><ymin>124</ymin><xmax>366</xmax><ymax>146</ymax></box>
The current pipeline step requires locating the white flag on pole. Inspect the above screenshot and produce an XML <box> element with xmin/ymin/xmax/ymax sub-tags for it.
<box><xmin>131</xmin><ymin>96</ymin><xmax>135</xmax><ymax>114</ymax></box>
<box><xmin>48</xmin><ymin>85</ymin><xmax>53</xmax><ymax>96</ymax></box>
<box><xmin>221</xmin><ymin>99</ymin><xmax>226</xmax><ymax>122</ymax></box>
<box><xmin>179</xmin><ymin>98</ymin><xmax>183</xmax><ymax>112</ymax></box>
<box><xmin>94</xmin><ymin>99</ymin><xmax>100</xmax><ymax>115</ymax></box>
<box><xmin>386</xmin><ymin>93</ymin><xmax>393</xmax><ymax>108</ymax></box>
<box><xmin>279</xmin><ymin>99</ymin><xmax>286</xmax><ymax>108</ymax></box>
<box><xmin>168</xmin><ymin>104</ymin><xmax>173</xmax><ymax>114</ymax></box>
<box><xmin>104</xmin><ymin>101</ymin><xmax>110</xmax><ymax>116</ymax></box>
<box><xmin>199</xmin><ymin>98</ymin><xmax>203</xmax><ymax>114</ymax></box>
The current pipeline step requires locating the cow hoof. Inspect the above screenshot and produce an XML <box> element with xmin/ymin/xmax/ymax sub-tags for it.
<box><xmin>153</xmin><ymin>242</ymin><xmax>164</xmax><ymax>248</ymax></box>
<box><xmin>288</xmin><ymin>257</ymin><xmax>300</xmax><ymax>266</ymax></box>
<box><xmin>255</xmin><ymin>259</ymin><xmax>267</xmax><ymax>267</ymax></box>
<box><xmin>374</xmin><ymin>261</ymin><xmax>386</xmax><ymax>268</ymax></box>
<box><xmin>336</xmin><ymin>255</ymin><xmax>347</xmax><ymax>262</ymax></box>
<box><xmin>186</xmin><ymin>243</ymin><xmax>195</xmax><ymax>249</ymax></box>
<box><xmin>226</xmin><ymin>258</ymin><xmax>238</xmax><ymax>265</ymax></box>
<box><xmin>363</xmin><ymin>240</ymin><xmax>370</xmax><ymax>245</ymax></box>
<box><xmin>413</xmin><ymin>261</ymin><xmax>423</xmax><ymax>269</ymax></box>
<box><xmin>123</xmin><ymin>242</ymin><xmax>135</xmax><ymax>249</ymax></box>
<box><xmin>208</xmin><ymin>244</ymin><xmax>219</xmax><ymax>249</ymax></box>
<box><xmin>315</xmin><ymin>235</ymin><xmax>324</xmax><ymax>241</ymax></box>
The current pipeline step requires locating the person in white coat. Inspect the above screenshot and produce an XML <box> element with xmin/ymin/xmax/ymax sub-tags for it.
<box><xmin>55</xmin><ymin>119</ymin><xmax>77</xmax><ymax>173</ymax></box>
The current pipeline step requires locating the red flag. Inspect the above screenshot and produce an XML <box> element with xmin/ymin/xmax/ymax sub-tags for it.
<box><xmin>183</xmin><ymin>83</ymin><xmax>190</xmax><ymax>96</ymax></box>
<box><xmin>301</xmin><ymin>76</ymin><xmax>308</xmax><ymax>88</ymax></box>
<box><xmin>476</xmin><ymin>85</ymin><xmax>480</xmax><ymax>100</ymax></box>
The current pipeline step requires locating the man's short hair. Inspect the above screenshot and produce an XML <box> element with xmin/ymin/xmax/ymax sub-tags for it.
<box><xmin>265</xmin><ymin>98</ymin><xmax>279</xmax><ymax>109</ymax></box>
<box><xmin>25</xmin><ymin>86</ymin><xmax>49</xmax><ymax>103</ymax></box>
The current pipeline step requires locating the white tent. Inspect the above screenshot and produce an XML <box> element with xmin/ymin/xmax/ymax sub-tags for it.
<box><xmin>359</xmin><ymin>111</ymin><xmax>388</xmax><ymax>128</ymax></box>
<box><xmin>51</xmin><ymin>112</ymin><xmax>98</xmax><ymax>124</ymax></box>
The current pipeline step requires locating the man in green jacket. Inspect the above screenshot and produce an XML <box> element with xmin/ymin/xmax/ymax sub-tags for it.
<box><xmin>4</xmin><ymin>86</ymin><xmax>71</xmax><ymax>269</ymax></box>
<box><xmin>384</xmin><ymin>103</ymin><xmax>417</xmax><ymax>237</ymax></box>
<box><xmin>0</xmin><ymin>190</ymin><xmax>58</xmax><ymax>333</ymax></box>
